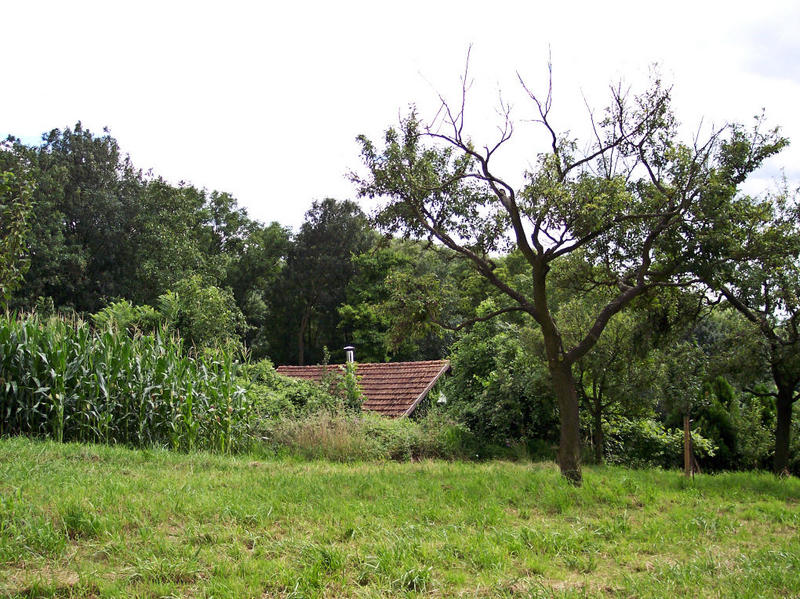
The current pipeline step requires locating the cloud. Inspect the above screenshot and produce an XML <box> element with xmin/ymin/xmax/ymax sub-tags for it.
<box><xmin>742</xmin><ymin>6</ymin><xmax>800</xmax><ymax>83</ymax></box>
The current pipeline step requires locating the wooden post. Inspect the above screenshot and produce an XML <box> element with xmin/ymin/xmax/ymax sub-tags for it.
<box><xmin>683</xmin><ymin>414</ymin><xmax>692</xmax><ymax>478</ymax></box>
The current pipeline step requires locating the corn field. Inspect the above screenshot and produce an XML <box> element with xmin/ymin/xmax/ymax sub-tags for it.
<box><xmin>0</xmin><ymin>314</ymin><xmax>251</xmax><ymax>452</ymax></box>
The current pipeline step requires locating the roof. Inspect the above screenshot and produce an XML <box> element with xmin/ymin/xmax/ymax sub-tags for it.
<box><xmin>275</xmin><ymin>360</ymin><xmax>451</xmax><ymax>417</ymax></box>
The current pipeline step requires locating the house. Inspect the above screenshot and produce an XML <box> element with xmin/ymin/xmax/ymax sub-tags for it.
<box><xmin>276</xmin><ymin>349</ymin><xmax>450</xmax><ymax>417</ymax></box>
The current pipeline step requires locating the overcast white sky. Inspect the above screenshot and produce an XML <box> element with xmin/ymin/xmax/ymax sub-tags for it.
<box><xmin>3</xmin><ymin>1</ymin><xmax>799</xmax><ymax>229</ymax></box>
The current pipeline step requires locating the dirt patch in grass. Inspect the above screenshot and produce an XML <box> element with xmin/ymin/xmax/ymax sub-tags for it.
<box><xmin>3</xmin><ymin>565</ymin><xmax>80</xmax><ymax>596</ymax></box>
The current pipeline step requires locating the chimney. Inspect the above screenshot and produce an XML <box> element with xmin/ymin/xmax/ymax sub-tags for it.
<box><xmin>344</xmin><ymin>345</ymin><xmax>355</xmax><ymax>363</ymax></box>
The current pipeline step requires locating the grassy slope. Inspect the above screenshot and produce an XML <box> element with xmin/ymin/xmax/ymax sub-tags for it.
<box><xmin>1</xmin><ymin>439</ymin><xmax>798</xmax><ymax>598</ymax></box>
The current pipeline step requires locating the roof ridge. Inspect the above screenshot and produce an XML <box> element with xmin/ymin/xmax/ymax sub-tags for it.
<box><xmin>277</xmin><ymin>359</ymin><xmax>449</xmax><ymax>368</ymax></box>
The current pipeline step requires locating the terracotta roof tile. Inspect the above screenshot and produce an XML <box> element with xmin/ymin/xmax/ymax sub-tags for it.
<box><xmin>275</xmin><ymin>360</ymin><xmax>451</xmax><ymax>417</ymax></box>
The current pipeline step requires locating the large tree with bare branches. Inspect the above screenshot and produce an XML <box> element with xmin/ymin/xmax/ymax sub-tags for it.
<box><xmin>353</xmin><ymin>64</ymin><xmax>786</xmax><ymax>483</ymax></box>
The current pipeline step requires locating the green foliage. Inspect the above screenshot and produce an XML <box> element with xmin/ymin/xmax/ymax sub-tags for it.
<box><xmin>698</xmin><ymin>176</ymin><xmax>800</xmax><ymax>471</ymax></box>
<box><xmin>223</xmin><ymin>221</ymin><xmax>291</xmax><ymax>358</ymax></box>
<box><xmin>90</xmin><ymin>279</ymin><xmax>248</xmax><ymax>353</ymax></box>
<box><xmin>444</xmin><ymin>302</ymin><xmax>559</xmax><ymax>444</ymax></box>
<box><xmin>693</xmin><ymin>377</ymin><xmax>739</xmax><ymax>470</ymax></box>
<box><xmin>735</xmin><ymin>392</ymin><xmax>777</xmax><ymax>470</ymax></box>
<box><xmin>605</xmin><ymin>417</ymin><xmax>716</xmax><ymax>469</ymax></box>
<box><xmin>558</xmin><ymin>287</ymin><xmax>662</xmax><ymax>461</ymax></box>
<box><xmin>2</xmin><ymin>125</ymin><xmax>272</xmax><ymax>322</ymax></box>
<box><xmin>355</xmin><ymin>74</ymin><xmax>787</xmax><ymax>481</ymax></box>
<box><xmin>2</xmin><ymin>124</ymin><xmax>145</xmax><ymax>311</ymax></box>
<box><xmin>0</xmin><ymin>169</ymin><xmax>34</xmax><ymax>306</ymax></box>
<box><xmin>275</xmin><ymin>198</ymin><xmax>373</xmax><ymax>365</ymax></box>
<box><xmin>157</xmin><ymin>275</ymin><xmax>246</xmax><ymax>351</ymax></box>
<box><xmin>0</xmin><ymin>313</ymin><xmax>250</xmax><ymax>452</ymax></box>
<box><xmin>337</xmin><ymin>360</ymin><xmax>365</xmax><ymax>412</ymax></box>
<box><xmin>340</xmin><ymin>238</ymin><xmax>480</xmax><ymax>363</ymax></box>
<box><xmin>238</xmin><ymin>359</ymin><xmax>341</xmax><ymax>419</ymax></box>
<box><xmin>127</xmin><ymin>180</ymin><xmax>219</xmax><ymax>303</ymax></box>
<box><xmin>91</xmin><ymin>299</ymin><xmax>162</xmax><ymax>334</ymax></box>
<box><xmin>657</xmin><ymin>341</ymin><xmax>708</xmax><ymax>416</ymax></box>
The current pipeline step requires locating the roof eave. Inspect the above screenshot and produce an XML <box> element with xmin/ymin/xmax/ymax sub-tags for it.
<box><xmin>401</xmin><ymin>362</ymin><xmax>451</xmax><ymax>418</ymax></box>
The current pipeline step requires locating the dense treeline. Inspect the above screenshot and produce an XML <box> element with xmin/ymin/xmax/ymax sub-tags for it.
<box><xmin>1</xmin><ymin>122</ymin><xmax>798</xmax><ymax>474</ymax></box>
<box><xmin>0</xmin><ymin>124</ymin><xmax>473</xmax><ymax>365</ymax></box>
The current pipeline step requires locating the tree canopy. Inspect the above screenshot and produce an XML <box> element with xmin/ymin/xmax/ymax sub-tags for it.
<box><xmin>354</xmin><ymin>68</ymin><xmax>787</xmax><ymax>482</ymax></box>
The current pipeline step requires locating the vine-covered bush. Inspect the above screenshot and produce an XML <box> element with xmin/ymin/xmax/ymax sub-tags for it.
<box><xmin>443</xmin><ymin>312</ymin><xmax>559</xmax><ymax>445</ymax></box>
<box><xmin>239</xmin><ymin>359</ymin><xmax>341</xmax><ymax>418</ymax></box>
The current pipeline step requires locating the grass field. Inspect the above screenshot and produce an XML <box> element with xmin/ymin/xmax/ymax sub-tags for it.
<box><xmin>1</xmin><ymin>438</ymin><xmax>798</xmax><ymax>598</ymax></box>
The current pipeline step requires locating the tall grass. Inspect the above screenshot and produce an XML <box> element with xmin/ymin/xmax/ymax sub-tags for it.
<box><xmin>3</xmin><ymin>438</ymin><xmax>799</xmax><ymax>597</ymax></box>
<box><xmin>0</xmin><ymin>313</ymin><xmax>250</xmax><ymax>452</ymax></box>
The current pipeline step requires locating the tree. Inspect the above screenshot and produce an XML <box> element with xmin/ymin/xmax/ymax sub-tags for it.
<box><xmin>4</xmin><ymin>124</ymin><xmax>145</xmax><ymax>312</ymax></box>
<box><xmin>354</xmin><ymin>64</ymin><xmax>785</xmax><ymax>483</ymax></box>
<box><xmin>2</xmin><ymin>125</ymin><xmax>263</xmax><ymax>314</ymax></box>
<box><xmin>560</xmin><ymin>297</ymin><xmax>656</xmax><ymax>463</ymax></box>
<box><xmin>126</xmin><ymin>179</ymin><xmax>212</xmax><ymax>304</ymax></box>
<box><xmin>223</xmin><ymin>221</ymin><xmax>291</xmax><ymax>358</ymax></box>
<box><xmin>701</xmin><ymin>179</ymin><xmax>800</xmax><ymax>473</ymax></box>
<box><xmin>0</xmin><ymin>169</ymin><xmax>34</xmax><ymax>306</ymax></box>
<box><xmin>280</xmin><ymin>199</ymin><xmax>373</xmax><ymax>365</ymax></box>
<box><xmin>337</xmin><ymin>240</ymin><xmax>417</xmax><ymax>363</ymax></box>
<box><xmin>339</xmin><ymin>238</ymin><xmax>480</xmax><ymax>362</ymax></box>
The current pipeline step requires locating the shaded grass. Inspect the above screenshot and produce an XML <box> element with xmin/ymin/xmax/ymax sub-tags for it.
<box><xmin>0</xmin><ymin>438</ymin><xmax>798</xmax><ymax>597</ymax></box>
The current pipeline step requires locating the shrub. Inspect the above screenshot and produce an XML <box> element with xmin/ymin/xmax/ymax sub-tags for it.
<box><xmin>157</xmin><ymin>275</ymin><xmax>246</xmax><ymax>350</ymax></box>
<box><xmin>336</xmin><ymin>360</ymin><xmax>364</xmax><ymax>412</ymax></box>
<box><xmin>444</xmin><ymin>309</ymin><xmax>559</xmax><ymax>445</ymax></box>
<box><xmin>239</xmin><ymin>359</ymin><xmax>341</xmax><ymax>419</ymax></box>
<box><xmin>604</xmin><ymin>417</ymin><xmax>716</xmax><ymax>469</ymax></box>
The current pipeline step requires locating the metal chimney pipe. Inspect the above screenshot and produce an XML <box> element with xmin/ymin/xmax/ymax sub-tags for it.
<box><xmin>344</xmin><ymin>346</ymin><xmax>355</xmax><ymax>363</ymax></box>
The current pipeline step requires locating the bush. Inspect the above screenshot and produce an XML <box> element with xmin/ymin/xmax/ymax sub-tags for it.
<box><xmin>604</xmin><ymin>417</ymin><xmax>716</xmax><ymax>469</ymax></box>
<box><xmin>444</xmin><ymin>308</ymin><xmax>559</xmax><ymax>445</ymax></box>
<box><xmin>157</xmin><ymin>275</ymin><xmax>246</xmax><ymax>350</ymax></box>
<box><xmin>239</xmin><ymin>359</ymin><xmax>341</xmax><ymax>418</ymax></box>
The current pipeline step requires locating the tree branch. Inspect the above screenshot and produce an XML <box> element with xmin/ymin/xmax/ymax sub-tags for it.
<box><xmin>433</xmin><ymin>306</ymin><xmax>528</xmax><ymax>331</ymax></box>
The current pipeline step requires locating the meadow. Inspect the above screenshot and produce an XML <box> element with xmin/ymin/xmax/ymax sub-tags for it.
<box><xmin>1</xmin><ymin>438</ymin><xmax>798</xmax><ymax>598</ymax></box>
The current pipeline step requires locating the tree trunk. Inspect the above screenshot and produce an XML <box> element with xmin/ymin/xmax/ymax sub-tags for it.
<box><xmin>531</xmin><ymin>262</ymin><xmax>582</xmax><ymax>484</ymax></box>
<box><xmin>550</xmin><ymin>361</ymin><xmax>582</xmax><ymax>485</ymax></box>
<box><xmin>297</xmin><ymin>308</ymin><xmax>310</xmax><ymax>366</ymax></box>
<box><xmin>592</xmin><ymin>403</ymin><xmax>604</xmax><ymax>464</ymax></box>
<box><xmin>774</xmin><ymin>385</ymin><xmax>794</xmax><ymax>474</ymax></box>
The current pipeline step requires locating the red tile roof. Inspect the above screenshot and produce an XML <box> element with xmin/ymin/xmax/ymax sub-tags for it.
<box><xmin>275</xmin><ymin>360</ymin><xmax>451</xmax><ymax>417</ymax></box>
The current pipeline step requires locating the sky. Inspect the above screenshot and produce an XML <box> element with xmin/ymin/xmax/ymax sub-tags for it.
<box><xmin>3</xmin><ymin>1</ymin><xmax>799</xmax><ymax>230</ymax></box>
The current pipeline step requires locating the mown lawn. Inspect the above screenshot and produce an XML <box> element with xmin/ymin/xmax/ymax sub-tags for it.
<box><xmin>0</xmin><ymin>438</ymin><xmax>798</xmax><ymax>598</ymax></box>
